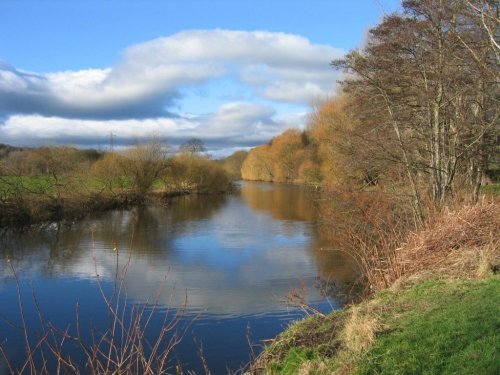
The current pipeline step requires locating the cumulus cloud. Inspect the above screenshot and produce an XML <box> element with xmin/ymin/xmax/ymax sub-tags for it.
<box><xmin>0</xmin><ymin>30</ymin><xmax>341</xmax><ymax>119</ymax></box>
<box><xmin>0</xmin><ymin>30</ymin><xmax>341</xmax><ymax>150</ymax></box>
<box><xmin>0</xmin><ymin>61</ymin><xmax>190</xmax><ymax>119</ymax></box>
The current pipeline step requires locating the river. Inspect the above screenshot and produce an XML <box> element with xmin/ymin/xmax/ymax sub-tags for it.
<box><xmin>0</xmin><ymin>181</ymin><xmax>358</xmax><ymax>374</ymax></box>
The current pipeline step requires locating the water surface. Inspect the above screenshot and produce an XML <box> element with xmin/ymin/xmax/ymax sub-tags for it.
<box><xmin>0</xmin><ymin>181</ymin><xmax>357</xmax><ymax>373</ymax></box>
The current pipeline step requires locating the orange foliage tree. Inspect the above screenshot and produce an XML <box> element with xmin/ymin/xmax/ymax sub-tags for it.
<box><xmin>241</xmin><ymin>130</ymin><xmax>311</xmax><ymax>184</ymax></box>
<box><xmin>241</xmin><ymin>96</ymin><xmax>361</xmax><ymax>186</ymax></box>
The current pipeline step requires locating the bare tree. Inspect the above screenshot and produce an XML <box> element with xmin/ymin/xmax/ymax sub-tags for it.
<box><xmin>179</xmin><ymin>138</ymin><xmax>207</xmax><ymax>156</ymax></box>
<box><xmin>332</xmin><ymin>0</ymin><xmax>499</xmax><ymax>216</ymax></box>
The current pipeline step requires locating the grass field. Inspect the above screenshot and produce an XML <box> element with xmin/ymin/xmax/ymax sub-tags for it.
<box><xmin>356</xmin><ymin>278</ymin><xmax>500</xmax><ymax>375</ymax></box>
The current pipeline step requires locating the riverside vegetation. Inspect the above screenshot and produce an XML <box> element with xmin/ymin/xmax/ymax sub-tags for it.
<box><xmin>242</xmin><ymin>0</ymin><xmax>499</xmax><ymax>373</ymax></box>
<box><xmin>0</xmin><ymin>138</ymin><xmax>232</xmax><ymax>227</ymax></box>
<box><xmin>0</xmin><ymin>139</ymin><xmax>235</xmax><ymax>373</ymax></box>
<box><xmin>254</xmin><ymin>201</ymin><xmax>499</xmax><ymax>374</ymax></box>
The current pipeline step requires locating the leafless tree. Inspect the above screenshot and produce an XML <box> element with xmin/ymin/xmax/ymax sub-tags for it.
<box><xmin>332</xmin><ymin>0</ymin><xmax>499</xmax><ymax>218</ymax></box>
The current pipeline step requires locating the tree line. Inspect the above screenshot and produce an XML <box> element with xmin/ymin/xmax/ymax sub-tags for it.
<box><xmin>0</xmin><ymin>138</ymin><xmax>231</xmax><ymax>226</ymax></box>
<box><xmin>242</xmin><ymin>0</ymin><xmax>499</xmax><ymax>220</ymax></box>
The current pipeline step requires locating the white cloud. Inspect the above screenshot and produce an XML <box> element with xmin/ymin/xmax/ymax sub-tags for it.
<box><xmin>0</xmin><ymin>30</ymin><xmax>342</xmax><ymax>149</ymax></box>
<box><xmin>122</xmin><ymin>29</ymin><xmax>338</xmax><ymax>68</ymax></box>
<box><xmin>0</xmin><ymin>30</ymin><xmax>341</xmax><ymax>118</ymax></box>
<box><xmin>262</xmin><ymin>81</ymin><xmax>326</xmax><ymax>103</ymax></box>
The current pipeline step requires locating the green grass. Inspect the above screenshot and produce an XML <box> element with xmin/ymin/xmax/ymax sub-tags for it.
<box><xmin>87</xmin><ymin>176</ymin><xmax>134</xmax><ymax>191</ymax></box>
<box><xmin>481</xmin><ymin>182</ymin><xmax>500</xmax><ymax>195</ymax></box>
<box><xmin>269</xmin><ymin>348</ymin><xmax>320</xmax><ymax>375</ymax></box>
<box><xmin>263</xmin><ymin>277</ymin><xmax>500</xmax><ymax>375</ymax></box>
<box><xmin>0</xmin><ymin>175</ymin><xmax>55</xmax><ymax>196</ymax></box>
<box><xmin>355</xmin><ymin>278</ymin><xmax>500</xmax><ymax>375</ymax></box>
<box><xmin>262</xmin><ymin>310</ymin><xmax>347</xmax><ymax>374</ymax></box>
<box><xmin>0</xmin><ymin>175</ymin><xmax>135</xmax><ymax>197</ymax></box>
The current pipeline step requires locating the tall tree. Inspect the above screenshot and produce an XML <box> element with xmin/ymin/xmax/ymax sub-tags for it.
<box><xmin>333</xmin><ymin>0</ymin><xmax>499</xmax><ymax>218</ymax></box>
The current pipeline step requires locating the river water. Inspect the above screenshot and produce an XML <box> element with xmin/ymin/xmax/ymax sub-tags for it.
<box><xmin>0</xmin><ymin>181</ymin><xmax>357</xmax><ymax>374</ymax></box>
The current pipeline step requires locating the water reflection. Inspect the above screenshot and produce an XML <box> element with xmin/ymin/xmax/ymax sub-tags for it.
<box><xmin>239</xmin><ymin>181</ymin><xmax>317</xmax><ymax>221</ymax></box>
<box><xmin>0</xmin><ymin>182</ymin><xmax>358</xmax><ymax>373</ymax></box>
<box><xmin>240</xmin><ymin>181</ymin><xmax>359</xmax><ymax>285</ymax></box>
<box><xmin>1</xmin><ymin>184</ymin><xmax>358</xmax><ymax>313</ymax></box>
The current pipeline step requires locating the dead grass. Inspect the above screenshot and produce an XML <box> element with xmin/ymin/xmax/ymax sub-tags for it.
<box><xmin>349</xmin><ymin>198</ymin><xmax>500</xmax><ymax>293</ymax></box>
<box><xmin>339</xmin><ymin>305</ymin><xmax>379</xmax><ymax>354</ymax></box>
<box><xmin>395</xmin><ymin>199</ymin><xmax>500</xmax><ymax>286</ymax></box>
<box><xmin>326</xmin><ymin>191</ymin><xmax>499</xmax><ymax>294</ymax></box>
<box><xmin>252</xmin><ymin>298</ymin><xmax>387</xmax><ymax>375</ymax></box>
<box><xmin>296</xmin><ymin>361</ymin><xmax>323</xmax><ymax>375</ymax></box>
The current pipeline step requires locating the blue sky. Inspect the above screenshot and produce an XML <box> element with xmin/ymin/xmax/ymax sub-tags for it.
<box><xmin>0</xmin><ymin>0</ymin><xmax>401</xmax><ymax>155</ymax></box>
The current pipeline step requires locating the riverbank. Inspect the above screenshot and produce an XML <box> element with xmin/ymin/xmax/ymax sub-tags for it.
<box><xmin>254</xmin><ymin>200</ymin><xmax>500</xmax><ymax>374</ymax></box>
<box><xmin>0</xmin><ymin>143</ymin><xmax>234</xmax><ymax>228</ymax></box>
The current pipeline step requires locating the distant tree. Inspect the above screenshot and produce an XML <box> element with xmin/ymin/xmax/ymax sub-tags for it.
<box><xmin>168</xmin><ymin>154</ymin><xmax>230</xmax><ymax>192</ymax></box>
<box><xmin>0</xmin><ymin>144</ymin><xmax>24</xmax><ymax>161</ymax></box>
<box><xmin>91</xmin><ymin>153</ymin><xmax>129</xmax><ymax>194</ymax></box>
<box><xmin>242</xmin><ymin>129</ymin><xmax>317</xmax><ymax>183</ymax></box>
<box><xmin>179</xmin><ymin>138</ymin><xmax>207</xmax><ymax>156</ymax></box>
<box><xmin>271</xmin><ymin>129</ymin><xmax>305</xmax><ymax>182</ymax></box>
<box><xmin>2</xmin><ymin>150</ymin><xmax>27</xmax><ymax>176</ymax></box>
<box><xmin>241</xmin><ymin>144</ymin><xmax>275</xmax><ymax>181</ymax></box>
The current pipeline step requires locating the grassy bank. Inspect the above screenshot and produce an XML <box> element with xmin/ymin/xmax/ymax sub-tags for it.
<box><xmin>255</xmin><ymin>201</ymin><xmax>500</xmax><ymax>375</ymax></box>
<box><xmin>259</xmin><ymin>277</ymin><xmax>499</xmax><ymax>375</ymax></box>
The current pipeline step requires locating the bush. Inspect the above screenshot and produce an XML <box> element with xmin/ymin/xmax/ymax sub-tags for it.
<box><xmin>168</xmin><ymin>155</ymin><xmax>230</xmax><ymax>193</ymax></box>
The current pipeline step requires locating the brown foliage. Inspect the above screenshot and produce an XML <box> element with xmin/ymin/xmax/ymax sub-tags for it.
<box><xmin>307</xmin><ymin>96</ymin><xmax>362</xmax><ymax>186</ymax></box>
<box><xmin>397</xmin><ymin>199</ymin><xmax>500</xmax><ymax>278</ymax></box>
<box><xmin>167</xmin><ymin>154</ymin><xmax>231</xmax><ymax>193</ymax></box>
<box><xmin>336</xmin><ymin>196</ymin><xmax>500</xmax><ymax>293</ymax></box>
<box><xmin>333</xmin><ymin>0</ymin><xmax>499</xmax><ymax>211</ymax></box>
<box><xmin>241</xmin><ymin>96</ymin><xmax>376</xmax><ymax>188</ymax></box>
<box><xmin>91</xmin><ymin>153</ymin><xmax>130</xmax><ymax>193</ymax></box>
<box><xmin>1</xmin><ymin>146</ymin><xmax>102</xmax><ymax>177</ymax></box>
<box><xmin>217</xmin><ymin>150</ymin><xmax>248</xmax><ymax>180</ymax></box>
<box><xmin>241</xmin><ymin>144</ymin><xmax>274</xmax><ymax>182</ymax></box>
<box><xmin>320</xmin><ymin>188</ymin><xmax>413</xmax><ymax>292</ymax></box>
<box><xmin>241</xmin><ymin>121</ymin><xmax>337</xmax><ymax>185</ymax></box>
